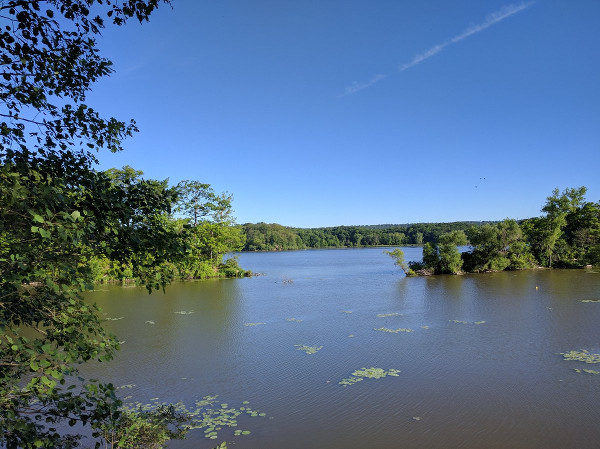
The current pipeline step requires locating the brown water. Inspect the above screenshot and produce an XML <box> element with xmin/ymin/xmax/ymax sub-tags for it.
<box><xmin>85</xmin><ymin>248</ymin><xmax>600</xmax><ymax>448</ymax></box>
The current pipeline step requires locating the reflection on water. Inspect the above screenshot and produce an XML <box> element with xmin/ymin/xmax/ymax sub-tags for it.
<box><xmin>84</xmin><ymin>248</ymin><xmax>600</xmax><ymax>449</ymax></box>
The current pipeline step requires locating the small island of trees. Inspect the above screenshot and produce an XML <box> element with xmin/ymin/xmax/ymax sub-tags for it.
<box><xmin>387</xmin><ymin>186</ymin><xmax>599</xmax><ymax>276</ymax></box>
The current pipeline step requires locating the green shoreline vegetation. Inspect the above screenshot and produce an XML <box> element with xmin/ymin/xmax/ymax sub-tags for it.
<box><xmin>384</xmin><ymin>186</ymin><xmax>599</xmax><ymax>276</ymax></box>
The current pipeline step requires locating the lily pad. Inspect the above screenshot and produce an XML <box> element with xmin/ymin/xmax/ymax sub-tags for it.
<box><xmin>339</xmin><ymin>367</ymin><xmax>400</xmax><ymax>387</ymax></box>
<box><xmin>574</xmin><ymin>368</ymin><xmax>600</xmax><ymax>375</ymax></box>
<box><xmin>294</xmin><ymin>344</ymin><xmax>323</xmax><ymax>355</ymax></box>
<box><xmin>376</xmin><ymin>312</ymin><xmax>403</xmax><ymax>318</ymax></box>
<box><xmin>374</xmin><ymin>327</ymin><xmax>413</xmax><ymax>333</ymax></box>
<box><xmin>286</xmin><ymin>317</ymin><xmax>303</xmax><ymax>322</ymax></box>
<box><xmin>562</xmin><ymin>350</ymin><xmax>600</xmax><ymax>364</ymax></box>
<box><xmin>244</xmin><ymin>322</ymin><xmax>266</xmax><ymax>327</ymax></box>
<box><xmin>580</xmin><ymin>298</ymin><xmax>600</xmax><ymax>303</ymax></box>
<box><xmin>174</xmin><ymin>310</ymin><xmax>195</xmax><ymax>315</ymax></box>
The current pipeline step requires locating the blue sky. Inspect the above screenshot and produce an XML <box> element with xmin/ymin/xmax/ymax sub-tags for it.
<box><xmin>90</xmin><ymin>1</ymin><xmax>600</xmax><ymax>227</ymax></box>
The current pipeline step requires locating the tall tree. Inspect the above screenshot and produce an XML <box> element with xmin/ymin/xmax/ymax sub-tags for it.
<box><xmin>539</xmin><ymin>187</ymin><xmax>587</xmax><ymax>267</ymax></box>
<box><xmin>175</xmin><ymin>180</ymin><xmax>233</xmax><ymax>226</ymax></box>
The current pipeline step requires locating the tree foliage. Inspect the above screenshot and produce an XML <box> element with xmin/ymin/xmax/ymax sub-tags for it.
<box><xmin>0</xmin><ymin>2</ymin><xmax>211</xmax><ymax>448</ymax></box>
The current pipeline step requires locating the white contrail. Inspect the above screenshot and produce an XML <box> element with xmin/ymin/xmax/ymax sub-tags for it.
<box><xmin>399</xmin><ymin>2</ymin><xmax>534</xmax><ymax>71</ymax></box>
<box><xmin>340</xmin><ymin>2</ymin><xmax>534</xmax><ymax>97</ymax></box>
<box><xmin>339</xmin><ymin>74</ymin><xmax>387</xmax><ymax>97</ymax></box>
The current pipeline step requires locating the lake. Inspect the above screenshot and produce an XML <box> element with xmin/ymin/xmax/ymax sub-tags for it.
<box><xmin>85</xmin><ymin>247</ymin><xmax>600</xmax><ymax>448</ymax></box>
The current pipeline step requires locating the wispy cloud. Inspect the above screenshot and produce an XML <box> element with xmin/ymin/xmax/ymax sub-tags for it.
<box><xmin>338</xmin><ymin>74</ymin><xmax>387</xmax><ymax>98</ymax></box>
<box><xmin>340</xmin><ymin>2</ymin><xmax>534</xmax><ymax>96</ymax></box>
<box><xmin>400</xmin><ymin>2</ymin><xmax>534</xmax><ymax>71</ymax></box>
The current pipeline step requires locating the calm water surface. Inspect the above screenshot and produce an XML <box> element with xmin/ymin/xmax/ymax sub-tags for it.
<box><xmin>85</xmin><ymin>248</ymin><xmax>600</xmax><ymax>448</ymax></box>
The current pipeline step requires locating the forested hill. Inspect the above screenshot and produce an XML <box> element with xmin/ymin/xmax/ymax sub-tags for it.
<box><xmin>241</xmin><ymin>221</ymin><xmax>495</xmax><ymax>251</ymax></box>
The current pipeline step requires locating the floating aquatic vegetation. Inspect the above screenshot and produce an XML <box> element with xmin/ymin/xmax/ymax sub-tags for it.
<box><xmin>105</xmin><ymin>316</ymin><xmax>124</xmax><ymax>321</ymax></box>
<box><xmin>338</xmin><ymin>376</ymin><xmax>363</xmax><ymax>387</ymax></box>
<box><xmin>145</xmin><ymin>320</ymin><xmax>155</xmax><ymax>325</ymax></box>
<box><xmin>450</xmin><ymin>320</ymin><xmax>486</xmax><ymax>325</ymax></box>
<box><xmin>340</xmin><ymin>310</ymin><xmax>353</xmax><ymax>314</ymax></box>
<box><xmin>348</xmin><ymin>334</ymin><xmax>354</xmax><ymax>338</ymax></box>
<box><xmin>574</xmin><ymin>368</ymin><xmax>600</xmax><ymax>375</ymax></box>
<box><xmin>376</xmin><ymin>312</ymin><xmax>402</xmax><ymax>318</ymax></box>
<box><xmin>294</xmin><ymin>344</ymin><xmax>323</xmax><ymax>355</ymax></box>
<box><xmin>244</xmin><ymin>322</ymin><xmax>266</xmax><ymax>327</ymax></box>
<box><xmin>282</xmin><ymin>279</ymin><xmax>294</xmax><ymax>284</ymax></box>
<box><xmin>412</xmin><ymin>416</ymin><xmax>422</xmax><ymax>421</ymax></box>
<box><xmin>421</xmin><ymin>325</ymin><xmax>429</xmax><ymax>330</ymax></box>
<box><xmin>174</xmin><ymin>310</ymin><xmax>195</xmax><ymax>315</ymax></box>
<box><xmin>580</xmin><ymin>298</ymin><xmax>600</xmax><ymax>303</ymax></box>
<box><xmin>286</xmin><ymin>317</ymin><xmax>303</xmax><ymax>322</ymax></box>
<box><xmin>126</xmin><ymin>395</ymin><xmax>266</xmax><ymax>441</ymax></box>
<box><xmin>187</xmin><ymin>396</ymin><xmax>266</xmax><ymax>440</ymax></box>
<box><xmin>116</xmin><ymin>384</ymin><xmax>136</xmax><ymax>390</ymax></box>
<box><xmin>339</xmin><ymin>367</ymin><xmax>400</xmax><ymax>387</ymax></box>
<box><xmin>374</xmin><ymin>327</ymin><xmax>413</xmax><ymax>333</ymax></box>
<box><xmin>562</xmin><ymin>350</ymin><xmax>600</xmax><ymax>364</ymax></box>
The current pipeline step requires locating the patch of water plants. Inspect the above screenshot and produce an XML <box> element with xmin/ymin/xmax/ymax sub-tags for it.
<box><xmin>574</xmin><ymin>368</ymin><xmax>600</xmax><ymax>375</ymax></box>
<box><xmin>376</xmin><ymin>312</ymin><xmax>403</xmax><ymax>317</ymax></box>
<box><xmin>294</xmin><ymin>344</ymin><xmax>323</xmax><ymax>355</ymax></box>
<box><xmin>561</xmin><ymin>350</ymin><xmax>600</xmax><ymax>364</ymax></box>
<box><xmin>374</xmin><ymin>327</ymin><xmax>413</xmax><ymax>333</ymax></box>
<box><xmin>174</xmin><ymin>310</ymin><xmax>195</xmax><ymax>315</ymax></box>
<box><xmin>286</xmin><ymin>317</ymin><xmax>303</xmax><ymax>322</ymax></box>
<box><xmin>339</xmin><ymin>367</ymin><xmax>401</xmax><ymax>387</ymax></box>
<box><xmin>579</xmin><ymin>298</ymin><xmax>600</xmax><ymax>303</ymax></box>
<box><xmin>449</xmin><ymin>320</ymin><xmax>486</xmax><ymax>325</ymax></box>
<box><xmin>340</xmin><ymin>310</ymin><xmax>353</xmax><ymax>314</ymax></box>
<box><xmin>124</xmin><ymin>395</ymin><xmax>267</xmax><ymax>441</ymax></box>
<box><xmin>244</xmin><ymin>322</ymin><xmax>266</xmax><ymax>327</ymax></box>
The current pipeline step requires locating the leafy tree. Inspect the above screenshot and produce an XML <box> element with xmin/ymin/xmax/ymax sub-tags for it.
<box><xmin>385</xmin><ymin>248</ymin><xmax>409</xmax><ymax>275</ymax></box>
<box><xmin>464</xmin><ymin>220</ymin><xmax>533</xmax><ymax>272</ymax></box>
<box><xmin>538</xmin><ymin>187</ymin><xmax>587</xmax><ymax>267</ymax></box>
<box><xmin>437</xmin><ymin>231</ymin><xmax>467</xmax><ymax>274</ymax></box>
<box><xmin>175</xmin><ymin>180</ymin><xmax>233</xmax><ymax>226</ymax></box>
<box><xmin>421</xmin><ymin>242</ymin><xmax>439</xmax><ymax>270</ymax></box>
<box><xmin>0</xmin><ymin>1</ymin><xmax>190</xmax><ymax>448</ymax></box>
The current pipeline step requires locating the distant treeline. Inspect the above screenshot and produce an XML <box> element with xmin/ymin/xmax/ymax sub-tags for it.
<box><xmin>241</xmin><ymin>186</ymin><xmax>600</xmax><ymax>273</ymax></box>
<box><xmin>241</xmin><ymin>221</ymin><xmax>492</xmax><ymax>251</ymax></box>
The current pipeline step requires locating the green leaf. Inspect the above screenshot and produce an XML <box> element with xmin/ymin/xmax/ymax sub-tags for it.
<box><xmin>71</xmin><ymin>210</ymin><xmax>81</xmax><ymax>220</ymax></box>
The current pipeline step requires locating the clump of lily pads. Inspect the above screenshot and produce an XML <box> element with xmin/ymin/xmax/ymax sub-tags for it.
<box><xmin>574</xmin><ymin>368</ymin><xmax>600</xmax><ymax>375</ymax></box>
<box><xmin>580</xmin><ymin>298</ymin><xmax>600</xmax><ymax>303</ymax></box>
<box><xmin>562</xmin><ymin>350</ymin><xmax>600</xmax><ymax>364</ymax></box>
<box><xmin>374</xmin><ymin>327</ymin><xmax>413</xmax><ymax>333</ymax></box>
<box><xmin>243</xmin><ymin>322</ymin><xmax>266</xmax><ymax>327</ymax></box>
<box><xmin>339</xmin><ymin>367</ymin><xmax>401</xmax><ymax>387</ymax></box>
<box><xmin>376</xmin><ymin>312</ymin><xmax>402</xmax><ymax>318</ymax></box>
<box><xmin>126</xmin><ymin>395</ymin><xmax>267</xmax><ymax>441</ymax></box>
<box><xmin>294</xmin><ymin>344</ymin><xmax>323</xmax><ymax>355</ymax></box>
<box><xmin>105</xmin><ymin>316</ymin><xmax>124</xmax><ymax>321</ymax></box>
<box><xmin>340</xmin><ymin>310</ymin><xmax>353</xmax><ymax>314</ymax></box>
<box><xmin>450</xmin><ymin>320</ymin><xmax>486</xmax><ymax>325</ymax></box>
<box><xmin>286</xmin><ymin>317</ymin><xmax>303</xmax><ymax>322</ymax></box>
<box><xmin>174</xmin><ymin>310</ymin><xmax>194</xmax><ymax>315</ymax></box>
